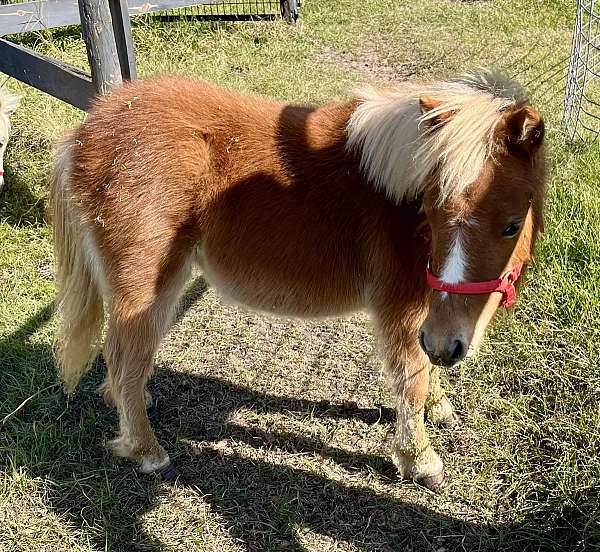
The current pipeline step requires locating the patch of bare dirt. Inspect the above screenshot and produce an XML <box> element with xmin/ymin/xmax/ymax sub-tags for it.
<box><xmin>316</xmin><ymin>46</ymin><xmax>416</xmax><ymax>85</ymax></box>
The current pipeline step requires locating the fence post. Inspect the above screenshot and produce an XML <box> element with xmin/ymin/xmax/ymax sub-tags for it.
<box><xmin>108</xmin><ymin>0</ymin><xmax>137</xmax><ymax>81</ymax></box>
<box><xmin>78</xmin><ymin>0</ymin><xmax>122</xmax><ymax>94</ymax></box>
<box><xmin>280</xmin><ymin>0</ymin><xmax>300</xmax><ymax>23</ymax></box>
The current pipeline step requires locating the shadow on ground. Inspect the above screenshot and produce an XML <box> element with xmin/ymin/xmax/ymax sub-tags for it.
<box><xmin>0</xmin><ymin>163</ymin><xmax>48</xmax><ymax>227</ymax></box>
<box><xmin>0</xmin><ymin>280</ymin><xmax>595</xmax><ymax>552</ymax></box>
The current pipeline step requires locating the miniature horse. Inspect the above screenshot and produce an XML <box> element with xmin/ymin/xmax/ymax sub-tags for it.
<box><xmin>0</xmin><ymin>87</ymin><xmax>20</xmax><ymax>192</ymax></box>
<box><xmin>50</xmin><ymin>69</ymin><xmax>546</xmax><ymax>489</ymax></box>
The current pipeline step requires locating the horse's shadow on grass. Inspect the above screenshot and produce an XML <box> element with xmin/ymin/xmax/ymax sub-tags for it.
<box><xmin>0</xmin><ymin>286</ymin><xmax>593</xmax><ymax>552</ymax></box>
<box><xmin>0</xmin><ymin>163</ymin><xmax>48</xmax><ymax>227</ymax></box>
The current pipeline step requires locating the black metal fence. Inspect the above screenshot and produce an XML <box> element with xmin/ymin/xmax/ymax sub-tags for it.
<box><xmin>154</xmin><ymin>1</ymin><xmax>289</xmax><ymax>21</ymax></box>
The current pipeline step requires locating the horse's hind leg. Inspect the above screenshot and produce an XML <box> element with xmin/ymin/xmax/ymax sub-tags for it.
<box><xmin>103</xmin><ymin>257</ymin><xmax>191</xmax><ymax>475</ymax></box>
<box><xmin>425</xmin><ymin>365</ymin><xmax>459</xmax><ymax>428</ymax></box>
<box><xmin>100</xmin><ymin>371</ymin><xmax>153</xmax><ymax>410</ymax></box>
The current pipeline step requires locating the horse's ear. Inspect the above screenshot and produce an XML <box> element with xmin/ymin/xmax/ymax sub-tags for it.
<box><xmin>419</xmin><ymin>96</ymin><xmax>455</xmax><ymax>127</ymax></box>
<box><xmin>503</xmin><ymin>105</ymin><xmax>544</xmax><ymax>156</ymax></box>
<box><xmin>0</xmin><ymin>90</ymin><xmax>21</xmax><ymax>116</ymax></box>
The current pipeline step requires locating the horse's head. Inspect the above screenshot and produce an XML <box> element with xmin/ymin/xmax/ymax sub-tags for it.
<box><xmin>346</xmin><ymin>70</ymin><xmax>547</xmax><ymax>367</ymax></box>
<box><xmin>0</xmin><ymin>88</ymin><xmax>21</xmax><ymax>191</ymax></box>
<box><xmin>418</xmin><ymin>96</ymin><xmax>546</xmax><ymax>367</ymax></box>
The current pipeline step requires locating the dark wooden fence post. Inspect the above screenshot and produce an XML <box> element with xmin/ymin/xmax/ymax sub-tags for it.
<box><xmin>108</xmin><ymin>0</ymin><xmax>137</xmax><ymax>81</ymax></box>
<box><xmin>280</xmin><ymin>0</ymin><xmax>300</xmax><ymax>23</ymax></box>
<box><xmin>78</xmin><ymin>0</ymin><xmax>123</xmax><ymax>94</ymax></box>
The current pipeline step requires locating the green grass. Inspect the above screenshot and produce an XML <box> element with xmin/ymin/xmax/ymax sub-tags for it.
<box><xmin>1</xmin><ymin>1</ymin><xmax>600</xmax><ymax>550</ymax></box>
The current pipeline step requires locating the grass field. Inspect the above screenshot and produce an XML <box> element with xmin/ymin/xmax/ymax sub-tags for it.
<box><xmin>1</xmin><ymin>1</ymin><xmax>600</xmax><ymax>551</ymax></box>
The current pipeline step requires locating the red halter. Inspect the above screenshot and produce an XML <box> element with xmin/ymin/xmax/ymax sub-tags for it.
<box><xmin>0</xmin><ymin>170</ymin><xmax>3</xmax><ymax>177</ymax></box>
<box><xmin>426</xmin><ymin>261</ymin><xmax>524</xmax><ymax>308</ymax></box>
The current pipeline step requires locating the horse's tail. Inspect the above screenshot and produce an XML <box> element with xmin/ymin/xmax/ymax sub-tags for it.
<box><xmin>50</xmin><ymin>139</ymin><xmax>104</xmax><ymax>393</ymax></box>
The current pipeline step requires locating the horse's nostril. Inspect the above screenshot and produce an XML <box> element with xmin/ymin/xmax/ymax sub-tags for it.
<box><xmin>449</xmin><ymin>339</ymin><xmax>465</xmax><ymax>362</ymax></box>
<box><xmin>419</xmin><ymin>330</ymin><xmax>429</xmax><ymax>353</ymax></box>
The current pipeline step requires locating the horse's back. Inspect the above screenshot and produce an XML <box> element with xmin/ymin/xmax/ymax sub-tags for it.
<box><xmin>60</xmin><ymin>76</ymin><xmax>422</xmax><ymax>316</ymax></box>
<box><xmin>70</xmin><ymin>75</ymin><xmax>283</xmax><ymax>202</ymax></box>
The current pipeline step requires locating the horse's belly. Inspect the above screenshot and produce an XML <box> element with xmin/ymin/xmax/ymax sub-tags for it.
<box><xmin>196</xmin><ymin>246</ymin><xmax>362</xmax><ymax>318</ymax></box>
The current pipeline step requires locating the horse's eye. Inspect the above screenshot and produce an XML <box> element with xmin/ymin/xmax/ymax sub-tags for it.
<box><xmin>502</xmin><ymin>221</ymin><xmax>522</xmax><ymax>237</ymax></box>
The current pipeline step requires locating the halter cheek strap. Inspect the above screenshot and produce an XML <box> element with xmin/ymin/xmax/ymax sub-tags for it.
<box><xmin>0</xmin><ymin>170</ymin><xmax>3</xmax><ymax>177</ymax></box>
<box><xmin>426</xmin><ymin>262</ymin><xmax>524</xmax><ymax>308</ymax></box>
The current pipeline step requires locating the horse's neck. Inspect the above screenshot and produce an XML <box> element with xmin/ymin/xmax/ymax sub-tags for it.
<box><xmin>291</xmin><ymin>100</ymin><xmax>359</xmax><ymax>150</ymax></box>
<box><xmin>277</xmin><ymin>100</ymin><xmax>363</xmax><ymax>184</ymax></box>
<box><xmin>280</xmin><ymin>99</ymin><xmax>426</xmax><ymax>230</ymax></box>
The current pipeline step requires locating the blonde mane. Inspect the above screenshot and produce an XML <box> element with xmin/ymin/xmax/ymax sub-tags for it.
<box><xmin>346</xmin><ymin>68</ymin><xmax>528</xmax><ymax>204</ymax></box>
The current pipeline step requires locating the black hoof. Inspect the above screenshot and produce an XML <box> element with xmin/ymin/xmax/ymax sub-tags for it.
<box><xmin>158</xmin><ymin>463</ymin><xmax>179</xmax><ymax>482</ymax></box>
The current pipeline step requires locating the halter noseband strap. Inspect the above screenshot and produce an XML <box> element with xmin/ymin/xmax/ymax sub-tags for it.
<box><xmin>426</xmin><ymin>261</ymin><xmax>524</xmax><ymax>308</ymax></box>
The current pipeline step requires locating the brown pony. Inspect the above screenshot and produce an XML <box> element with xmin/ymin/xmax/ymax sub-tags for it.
<box><xmin>50</xmin><ymin>69</ymin><xmax>546</xmax><ymax>489</ymax></box>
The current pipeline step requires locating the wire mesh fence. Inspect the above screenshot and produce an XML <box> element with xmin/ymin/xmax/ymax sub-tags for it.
<box><xmin>564</xmin><ymin>0</ymin><xmax>600</xmax><ymax>144</ymax></box>
<box><xmin>0</xmin><ymin>0</ymin><xmax>299</xmax><ymax>23</ymax></box>
<box><xmin>153</xmin><ymin>1</ymin><xmax>297</xmax><ymax>22</ymax></box>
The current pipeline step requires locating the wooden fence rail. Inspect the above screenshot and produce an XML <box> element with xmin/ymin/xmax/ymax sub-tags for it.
<box><xmin>0</xmin><ymin>0</ymin><xmax>226</xmax><ymax>37</ymax></box>
<box><xmin>0</xmin><ymin>38</ymin><xmax>94</xmax><ymax>109</ymax></box>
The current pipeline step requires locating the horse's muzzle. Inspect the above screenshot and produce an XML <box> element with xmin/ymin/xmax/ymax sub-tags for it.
<box><xmin>419</xmin><ymin>330</ymin><xmax>467</xmax><ymax>367</ymax></box>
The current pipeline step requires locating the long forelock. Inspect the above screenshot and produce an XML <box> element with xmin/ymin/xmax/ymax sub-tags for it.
<box><xmin>346</xmin><ymin>69</ymin><xmax>528</xmax><ymax>205</ymax></box>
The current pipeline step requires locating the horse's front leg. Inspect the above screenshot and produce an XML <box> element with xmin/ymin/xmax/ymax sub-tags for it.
<box><xmin>425</xmin><ymin>364</ymin><xmax>459</xmax><ymax>428</ymax></box>
<box><xmin>380</xmin><ymin>321</ymin><xmax>445</xmax><ymax>490</ymax></box>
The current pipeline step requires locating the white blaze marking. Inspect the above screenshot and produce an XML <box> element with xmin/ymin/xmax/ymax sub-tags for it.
<box><xmin>440</xmin><ymin>230</ymin><xmax>467</xmax><ymax>285</ymax></box>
